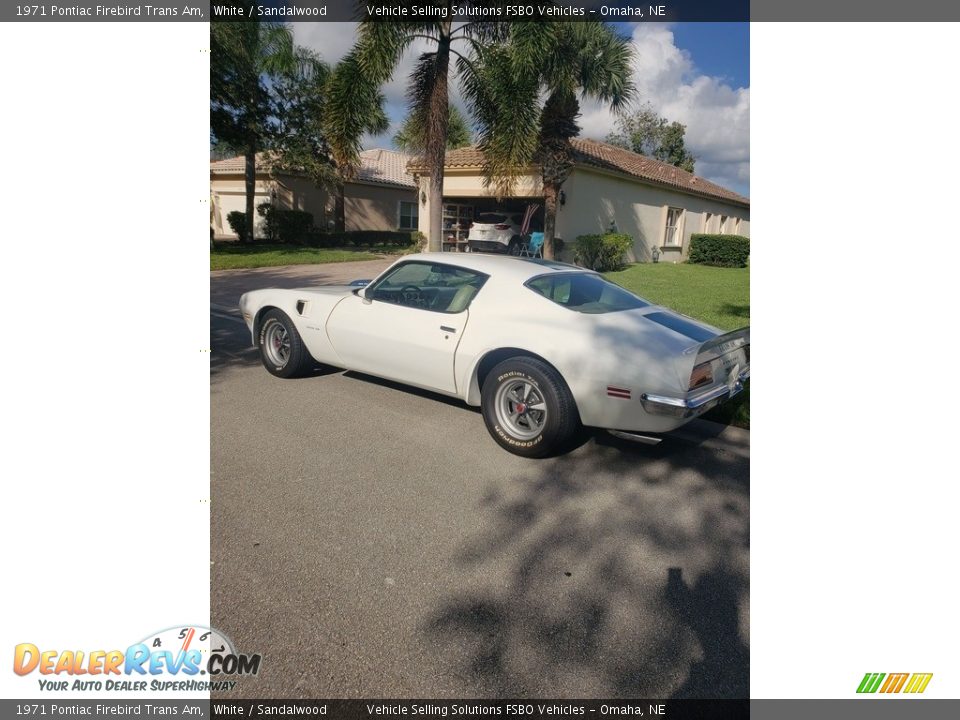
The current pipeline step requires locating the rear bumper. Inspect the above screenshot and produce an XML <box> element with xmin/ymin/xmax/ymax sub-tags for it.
<box><xmin>640</xmin><ymin>368</ymin><xmax>750</xmax><ymax>419</ymax></box>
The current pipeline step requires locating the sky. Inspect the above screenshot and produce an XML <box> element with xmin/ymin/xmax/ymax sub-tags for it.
<box><xmin>292</xmin><ymin>22</ymin><xmax>750</xmax><ymax>197</ymax></box>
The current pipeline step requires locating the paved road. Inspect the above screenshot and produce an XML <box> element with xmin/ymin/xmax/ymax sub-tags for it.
<box><xmin>210</xmin><ymin>266</ymin><xmax>749</xmax><ymax>699</ymax></box>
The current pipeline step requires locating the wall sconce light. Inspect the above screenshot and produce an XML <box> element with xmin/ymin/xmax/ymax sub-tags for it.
<box><xmin>558</xmin><ymin>190</ymin><xmax>566</xmax><ymax>206</ymax></box>
<box><xmin>420</xmin><ymin>190</ymin><xmax>427</xmax><ymax>205</ymax></box>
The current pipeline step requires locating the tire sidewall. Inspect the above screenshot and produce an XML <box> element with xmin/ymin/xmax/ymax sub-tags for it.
<box><xmin>482</xmin><ymin>361</ymin><xmax>572</xmax><ymax>457</ymax></box>
<box><xmin>258</xmin><ymin>312</ymin><xmax>301</xmax><ymax>378</ymax></box>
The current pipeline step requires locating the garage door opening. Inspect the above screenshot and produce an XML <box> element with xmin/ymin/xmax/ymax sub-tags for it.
<box><xmin>441</xmin><ymin>198</ymin><xmax>543</xmax><ymax>253</ymax></box>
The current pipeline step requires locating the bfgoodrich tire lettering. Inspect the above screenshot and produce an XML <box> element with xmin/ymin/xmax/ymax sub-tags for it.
<box><xmin>257</xmin><ymin>309</ymin><xmax>315</xmax><ymax>378</ymax></box>
<box><xmin>481</xmin><ymin>357</ymin><xmax>580</xmax><ymax>458</ymax></box>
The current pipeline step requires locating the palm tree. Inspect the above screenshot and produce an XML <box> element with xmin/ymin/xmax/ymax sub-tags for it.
<box><xmin>323</xmin><ymin>55</ymin><xmax>390</xmax><ymax>232</ymax></box>
<box><xmin>211</xmin><ymin>14</ymin><xmax>298</xmax><ymax>242</ymax></box>
<box><xmin>394</xmin><ymin>104</ymin><xmax>472</xmax><ymax>153</ymax></box>
<box><xmin>325</xmin><ymin>4</ymin><xmax>505</xmax><ymax>251</ymax></box>
<box><xmin>269</xmin><ymin>50</ymin><xmax>389</xmax><ymax>233</ymax></box>
<box><xmin>469</xmin><ymin>23</ymin><xmax>634</xmax><ymax>259</ymax></box>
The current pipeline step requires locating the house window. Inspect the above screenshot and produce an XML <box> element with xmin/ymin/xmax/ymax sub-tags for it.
<box><xmin>399</xmin><ymin>201</ymin><xmax>418</xmax><ymax>231</ymax></box>
<box><xmin>719</xmin><ymin>216</ymin><xmax>729</xmax><ymax>234</ymax></box>
<box><xmin>703</xmin><ymin>213</ymin><xmax>714</xmax><ymax>233</ymax></box>
<box><xmin>663</xmin><ymin>207</ymin><xmax>684</xmax><ymax>246</ymax></box>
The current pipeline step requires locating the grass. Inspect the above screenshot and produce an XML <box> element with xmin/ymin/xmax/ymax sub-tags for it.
<box><xmin>210</xmin><ymin>243</ymin><xmax>401</xmax><ymax>271</ymax></box>
<box><xmin>604</xmin><ymin>262</ymin><xmax>750</xmax><ymax>429</ymax></box>
<box><xmin>604</xmin><ymin>262</ymin><xmax>749</xmax><ymax>331</ymax></box>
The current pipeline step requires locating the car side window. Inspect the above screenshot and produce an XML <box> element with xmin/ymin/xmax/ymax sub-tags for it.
<box><xmin>367</xmin><ymin>262</ymin><xmax>489</xmax><ymax>314</ymax></box>
<box><xmin>526</xmin><ymin>273</ymin><xmax>651</xmax><ymax>314</ymax></box>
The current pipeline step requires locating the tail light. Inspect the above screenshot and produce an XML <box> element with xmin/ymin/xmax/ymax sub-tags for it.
<box><xmin>689</xmin><ymin>361</ymin><xmax>714</xmax><ymax>390</ymax></box>
<box><xmin>494</xmin><ymin>224</ymin><xmax>511</xmax><ymax>230</ymax></box>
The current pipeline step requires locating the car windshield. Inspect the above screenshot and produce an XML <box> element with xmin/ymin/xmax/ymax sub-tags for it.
<box><xmin>526</xmin><ymin>273</ymin><xmax>651</xmax><ymax>314</ymax></box>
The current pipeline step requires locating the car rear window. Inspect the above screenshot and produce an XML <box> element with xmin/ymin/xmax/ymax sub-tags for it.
<box><xmin>477</xmin><ymin>213</ymin><xmax>508</xmax><ymax>224</ymax></box>
<box><xmin>526</xmin><ymin>273</ymin><xmax>651</xmax><ymax>314</ymax></box>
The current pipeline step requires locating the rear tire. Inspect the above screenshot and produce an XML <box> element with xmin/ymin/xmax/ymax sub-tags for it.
<box><xmin>258</xmin><ymin>309</ymin><xmax>314</xmax><ymax>378</ymax></box>
<box><xmin>507</xmin><ymin>238</ymin><xmax>522</xmax><ymax>256</ymax></box>
<box><xmin>481</xmin><ymin>357</ymin><xmax>580</xmax><ymax>458</ymax></box>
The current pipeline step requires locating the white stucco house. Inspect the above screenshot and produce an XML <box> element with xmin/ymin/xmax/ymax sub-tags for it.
<box><xmin>409</xmin><ymin>138</ymin><xmax>749</xmax><ymax>262</ymax></box>
<box><xmin>210</xmin><ymin>148</ymin><xmax>417</xmax><ymax>240</ymax></box>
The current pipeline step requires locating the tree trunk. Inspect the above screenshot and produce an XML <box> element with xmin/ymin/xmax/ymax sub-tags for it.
<box><xmin>244</xmin><ymin>148</ymin><xmax>256</xmax><ymax>243</ymax></box>
<box><xmin>542</xmin><ymin>181</ymin><xmax>558</xmax><ymax>260</ymax></box>
<box><xmin>334</xmin><ymin>181</ymin><xmax>345</xmax><ymax>233</ymax></box>
<box><xmin>424</xmin><ymin>25</ymin><xmax>452</xmax><ymax>253</ymax></box>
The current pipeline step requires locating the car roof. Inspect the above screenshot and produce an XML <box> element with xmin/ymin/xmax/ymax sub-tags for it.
<box><xmin>399</xmin><ymin>253</ymin><xmax>591</xmax><ymax>282</ymax></box>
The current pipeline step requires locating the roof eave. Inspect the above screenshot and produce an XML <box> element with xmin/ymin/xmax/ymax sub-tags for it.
<box><xmin>408</xmin><ymin>160</ymin><xmax>749</xmax><ymax>209</ymax></box>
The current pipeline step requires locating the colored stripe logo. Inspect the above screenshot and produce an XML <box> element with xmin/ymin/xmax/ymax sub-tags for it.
<box><xmin>857</xmin><ymin>672</ymin><xmax>932</xmax><ymax>694</ymax></box>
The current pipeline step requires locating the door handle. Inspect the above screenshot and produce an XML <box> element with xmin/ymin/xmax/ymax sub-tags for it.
<box><xmin>439</xmin><ymin>325</ymin><xmax>456</xmax><ymax>334</ymax></box>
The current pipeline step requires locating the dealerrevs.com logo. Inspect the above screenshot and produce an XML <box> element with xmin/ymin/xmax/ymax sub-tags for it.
<box><xmin>857</xmin><ymin>672</ymin><xmax>933</xmax><ymax>694</ymax></box>
<box><xmin>13</xmin><ymin>625</ymin><xmax>260</xmax><ymax>693</ymax></box>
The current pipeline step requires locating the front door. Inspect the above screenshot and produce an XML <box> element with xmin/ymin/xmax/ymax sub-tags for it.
<box><xmin>326</xmin><ymin>261</ymin><xmax>488</xmax><ymax>394</ymax></box>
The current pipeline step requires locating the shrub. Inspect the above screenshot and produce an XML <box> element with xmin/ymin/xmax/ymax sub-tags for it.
<box><xmin>688</xmin><ymin>234</ymin><xmax>750</xmax><ymax>267</ymax></box>
<box><xmin>573</xmin><ymin>233</ymin><xmax>633</xmax><ymax>271</ymax></box>
<box><xmin>256</xmin><ymin>203</ymin><xmax>314</xmax><ymax>243</ymax></box>
<box><xmin>226</xmin><ymin>211</ymin><xmax>247</xmax><ymax>239</ymax></box>
<box><xmin>303</xmin><ymin>230</ymin><xmax>420</xmax><ymax>249</ymax></box>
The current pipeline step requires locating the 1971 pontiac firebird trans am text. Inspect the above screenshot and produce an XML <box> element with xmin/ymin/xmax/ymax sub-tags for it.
<box><xmin>240</xmin><ymin>254</ymin><xmax>749</xmax><ymax>457</ymax></box>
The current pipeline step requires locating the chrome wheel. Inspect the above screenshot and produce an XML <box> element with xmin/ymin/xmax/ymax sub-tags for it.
<box><xmin>494</xmin><ymin>379</ymin><xmax>548</xmax><ymax>440</ymax></box>
<box><xmin>263</xmin><ymin>321</ymin><xmax>291</xmax><ymax>367</ymax></box>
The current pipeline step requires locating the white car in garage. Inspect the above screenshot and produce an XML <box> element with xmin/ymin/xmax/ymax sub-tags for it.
<box><xmin>239</xmin><ymin>254</ymin><xmax>749</xmax><ymax>457</ymax></box>
<box><xmin>466</xmin><ymin>211</ymin><xmax>525</xmax><ymax>254</ymax></box>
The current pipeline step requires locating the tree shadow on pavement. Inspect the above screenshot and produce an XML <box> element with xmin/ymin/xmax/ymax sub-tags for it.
<box><xmin>423</xmin><ymin>432</ymin><xmax>749</xmax><ymax>698</ymax></box>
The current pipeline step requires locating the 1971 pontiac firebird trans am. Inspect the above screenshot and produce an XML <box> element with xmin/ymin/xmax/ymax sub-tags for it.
<box><xmin>239</xmin><ymin>254</ymin><xmax>749</xmax><ymax>457</ymax></box>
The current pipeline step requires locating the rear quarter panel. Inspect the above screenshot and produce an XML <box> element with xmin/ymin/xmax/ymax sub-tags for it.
<box><xmin>456</xmin><ymin>276</ymin><xmax>695</xmax><ymax>431</ymax></box>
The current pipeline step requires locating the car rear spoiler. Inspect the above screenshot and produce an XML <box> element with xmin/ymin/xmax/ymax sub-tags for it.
<box><xmin>695</xmin><ymin>326</ymin><xmax>750</xmax><ymax>366</ymax></box>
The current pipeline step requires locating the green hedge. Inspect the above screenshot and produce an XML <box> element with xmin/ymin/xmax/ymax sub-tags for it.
<box><xmin>573</xmin><ymin>233</ymin><xmax>633</xmax><ymax>272</ymax></box>
<box><xmin>257</xmin><ymin>203</ymin><xmax>313</xmax><ymax>243</ymax></box>
<box><xmin>303</xmin><ymin>230</ymin><xmax>423</xmax><ymax>249</ymax></box>
<box><xmin>688</xmin><ymin>234</ymin><xmax>750</xmax><ymax>267</ymax></box>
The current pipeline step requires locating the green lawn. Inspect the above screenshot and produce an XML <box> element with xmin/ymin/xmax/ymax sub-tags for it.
<box><xmin>604</xmin><ymin>262</ymin><xmax>749</xmax><ymax>331</ymax></box>
<box><xmin>211</xmin><ymin>244</ymin><xmax>392</xmax><ymax>271</ymax></box>
<box><xmin>604</xmin><ymin>263</ymin><xmax>750</xmax><ymax>429</ymax></box>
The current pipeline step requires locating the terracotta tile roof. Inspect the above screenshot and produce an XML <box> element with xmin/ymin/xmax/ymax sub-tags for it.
<box><xmin>209</xmin><ymin>153</ymin><xmax>266</xmax><ymax>173</ymax></box>
<box><xmin>210</xmin><ymin>149</ymin><xmax>415</xmax><ymax>189</ymax></box>
<box><xmin>416</xmin><ymin>138</ymin><xmax>749</xmax><ymax>207</ymax></box>
<box><xmin>355</xmin><ymin>148</ymin><xmax>416</xmax><ymax>188</ymax></box>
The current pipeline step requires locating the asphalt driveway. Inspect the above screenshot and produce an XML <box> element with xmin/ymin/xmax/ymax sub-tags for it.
<box><xmin>210</xmin><ymin>266</ymin><xmax>749</xmax><ymax>698</ymax></box>
<box><xmin>211</xmin><ymin>258</ymin><xmax>394</xmax><ymax>309</ymax></box>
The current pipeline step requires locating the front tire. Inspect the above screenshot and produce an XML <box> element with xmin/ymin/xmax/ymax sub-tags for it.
<box><xmin>481</xmin><ymin>357</ymin><xmax>580</xmax><ymax>458</ymax></box>
<box><xmin>258</xmin><ymin>309</ymin><xmax>314</xmax><ymax>378</ymax></box>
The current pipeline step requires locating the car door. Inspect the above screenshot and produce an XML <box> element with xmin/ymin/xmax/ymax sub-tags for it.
<box><xmin>326</xmin><ymin>261</ymin><xmax>487</xmax><ymax>394</ymax></box>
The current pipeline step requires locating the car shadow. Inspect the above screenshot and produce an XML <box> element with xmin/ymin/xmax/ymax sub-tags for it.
<box><xmin>342</xmin><ymin>371</ymin><xmax>483</xmax><ymax>414</ymax></box>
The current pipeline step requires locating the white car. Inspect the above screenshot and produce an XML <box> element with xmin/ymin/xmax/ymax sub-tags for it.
<box><xmin>239</xmin><ymin>254</ymin><xmax>749</xmax><ymax>457</ymax></box>
<box><xmin>466</xmin><ymin>211</ymin><xmax>524</xmax><ymax>254</ymax></box>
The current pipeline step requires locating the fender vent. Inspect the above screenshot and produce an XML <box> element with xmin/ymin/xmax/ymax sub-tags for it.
<box><xmin>296</xmin><ymin>300</ymin><xmax>306</xmax><ymax>315</ymax></box>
